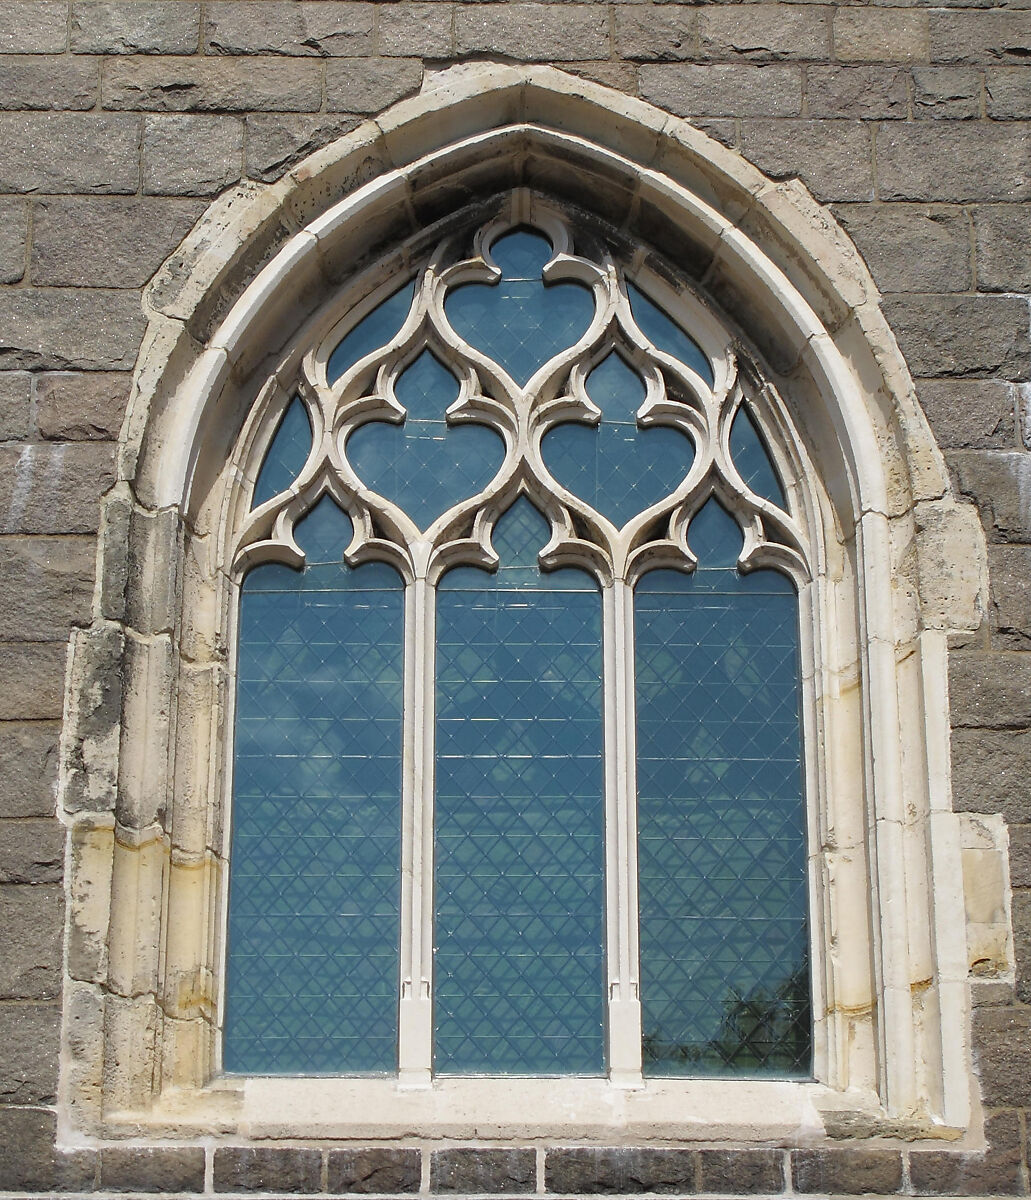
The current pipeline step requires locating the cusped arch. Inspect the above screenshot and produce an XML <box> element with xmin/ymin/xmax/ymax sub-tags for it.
<box><xmin>59</xmin><ymin>63</ymin><xmax>991</xmax><ymax>1142</ymax></box>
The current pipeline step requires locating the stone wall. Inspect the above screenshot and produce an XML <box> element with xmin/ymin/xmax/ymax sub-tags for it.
<box><xmin>0</xmin><ymin>1</ymin><xmax>1029</xmax><ymax>1196</ymax></box>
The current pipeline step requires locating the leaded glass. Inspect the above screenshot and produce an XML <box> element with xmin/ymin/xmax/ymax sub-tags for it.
<box><xmin>328</xmin><ymin>279</ymin><xmax>416</xmax><ymax>386</ymax></box>
<box><xmin>626</xmin><ymin>282</ymin><xmax>714</xmax><ymax>389</ymax></box>
<box><xmin>730</xmin><ymin>403</ymin><xmax>787</xmax><ymax>510</ymax></box>
<box><xmin>434</xmin><ymin>498</ymin><xmax>605</xmax><ymax>1074</ymax></box>
<box><xmin>226</xmin><ymin>497</ymin><xmax>404</xmax><ymax>1073</ymax></box>
<box><xmin>252</xmin><ymin>395</ymin><xmax>311</xmax><ymax>509</ymax></box>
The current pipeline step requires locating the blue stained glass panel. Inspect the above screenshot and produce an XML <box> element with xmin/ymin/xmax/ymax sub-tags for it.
<box><xmin>226</xmin><ymin>496</ymin><xmax>404</xmax><ymax>1074</ymax></box>
<box><xmin>346</xmin><ymin>350</ymin><xmax>505</xmax><ymax>531</ymax></box>
<box><xmin>542</xmin><ymin>353</ymin><xmax>694</xmax><ymax>527</ymax></box>
<box><xmin>730</xmin><ymin>403</ymin><xmax>787</xmax><ymax>509</ymax></box>
<box><xmin>327</xmin><ymin>279</ymin><xmax>416</xmax><ymax>386</ymax></box>
<box><xmin>252</xmin><ymin>395</ymin><xmax>312</xmax><ymax>509</ymax></box>
<box><xmin>626</xmin><ymin>282</ymin><xmax>713</xmax><ymax>388</ymax></box>
<box><xmin>445</xmin><ymin>229</ymin><xmax>595</xmax><ymax>384</ymax></box>
<box><xmin>435</xmin><ymin>498</ymin><xmax>605</xmax><ymax>1074</ymax></box>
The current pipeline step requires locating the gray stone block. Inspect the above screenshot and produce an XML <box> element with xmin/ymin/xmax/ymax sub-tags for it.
<box><xmin>1009</xmin><ymin>823</ymin><xmax>1031</xmax><ymax>887</ymax></box>
<box><xmin>0</xmin><ymin>644</ymin><xmax>69</xmax><ymax>720</ymax></box>
<box><xmin>455</xmin><ymin>4</ymin><xmax>611</xmax><ymax>62</ymax></box>
<box><xmin>327</xmin><ymin>1147</ymin><xmax>421</xmax><ymax>1194</ymax></box>
<box><xmin>0</xmin><ymin>442</ymin><xmax>116</xmax><ymax>533</ymax></box>
<box><xmin>433</xmin><ymin>1148</ymin><xmax>535</xmax><ymax>1194</ymax></box>
<box><xmin>806</xmin><ymin>65</ymin><xmax>908</xmax><ymax>120</ymax></box>
<box><xmin>835</xmin><ymin>204</ymin><xmax>971</xmax><ymax>292</ymax></box>
<box><xmin>0</xmin><ymin>819</ymin><xmax>64</xmax><ymax>884</ymax></box>
<box><xmin>377</xmin><ymin>4</ymin><xmax>453</xmax><ymax>58</ymax></box>
<box><xmin>245</xmin><ymin>113</ymin><xmax>360</xmax><ymax>183</ymax></box>
<box><xmin>910</xmin><ymin>1111</ymin><xmax>1022</xmax><ymax>1195</ymax></box>
<box><xmin>974</xmin><ymin>1006</ymin><xmax>1031</xmax><ymax>1104</ymax></box>
<box><xmin>615</xmin><ymin>7</ymin><xmax>697</xmax><ymax>63</ymax></box>
<box><xmin>204</xmin><ymin>1</ymin><xmax>374</xmax><ymax>57</ymax></box>
<box><xmin>103</xmin><ymin>55</ymin><xmax>321</xmax><ymax>111</ymax></box>
<box><xmin>213</xmin><ymin>1146</ymin><xmax>322</xmax><ymax>1192</ymax></box>
<box><xmin>699</xmin><ymin>4</ymin><xmax>830</xmax><ymax>61</ymax></box>
<box><xmin>0</xmin><ymin>723</ymin><xmax>59</xmax><ymax>818</ymax></box>
<box><xmin>834</xmin><ymin>7</ymin><xmax>928</xmax><ymax>61</ymax></box>
<box><xmin>0</xmin><ymin>199</ymin><xmax>27</xmax><ymax>284</ymax></box>
<box><xmin>952</xmin><ymin>727</ymin><xmax>1031</xmax><ymax>822</ymax></box>
<box><xmin>913</xmin><ymin>67</ymin><xmax>982</xmax><ymax>119</ymax></box>
<box><xmin>545</xmin><ymin>1147</ymin><xmax>697</xmax><ymax>1194</ymax></box>
<box><xmin>325</xmin><ymin>58</ymin><xmax>424</xmax><ymax>114</ymax></box>
<box><xmin>0</xmin><ymin>373</ymin><xmax>31</xmax><ymax>440</ymax></box>
<box><xmin>31</xmin><ymin>197</ymin><xmax>205</xmax><ymax>287</ymax></box>
<box><xmin>915</xmin><ymin>379</ymin><xmax>1015</xmax><ymax>450</ymax></box>
<box><xmin>876</xmin><ymin>123</ymin><xmax>1031</xmax><ymax>203</ymax></box>
<box><xmin>739</xmin><ymin>119</ymin><xmax>874</xmax><ymax>202</ymax></box>
<box><xmin>0</xmin><ymin>290</ymin><xmax>145</xmax><ymax>371</ymax></box>
<box><xmin>36</xmin><ymin>372</ymin><xmax>131</xmax><ymax>440</ymax></box>
<box><xmin>0</xmin><ymin>1001</ymin><xmax>60</xmax><ymax>1102</ymax></box>
<box><xmin>100</xmin><ymin>1146</ymin><xmax>206</xmax><ymax>1193</ymax></box>
<box><xmin>697</xmin><ymin>1149</ymin><xmax>784</xmax><ymax>1195</ymax></box>
<box><xmin>0</xmin><ymin>113</ymin><xmax>140</xmax><ymax>194</ymax></box>
<box><xmin>0</xmin><ymin>884</ymin><xmax>64</xmax><ymax>999</ymax></box>
<box><xmin>792</xmin><ymin>1148</ymin><xmax>903</xmax><ymax>1195</ymax></box>
<box><xmin>930</xmin><ymin>11</ymin><xmax>1031</xmax><ymax>64</ymax></box>
<box><xmin>949</xmin><ymin>651</ymin><xmax>1031</xmax><ymax>729</ymax></box>
<box><xmin>1013</xmin><ymin>892</ymin><xmax>1031</xmax><ymax>1002</ymax></box>
<box><xmin>0</xmin><ymin>1107</ymin><xmax>95</xmax><ymax>1192</ymax></box>
<box><xmin>0</xmin><ymin>56</ymin><xmax>97</xmax><ymax>111</ymax></box>
<box><xmin>71</xmin><ymin>1</ymin><xmax>201</xmax><ymax>54</ymax></box>
<box><xmin>640</xmin><ymin>64</ymin><xmax>802</xmax><ymax>118</ymax></box>
<box><xmin>0</xmin><ymin>535</ymin><xmax>96</xmax><ymax>642</ymax></box>
<box><xmin>987</xmin><ymin>69</ymin><xmax>1031</xmax><ymax>120</ymax></box>
<box><xmin>975</xmin><ymin>205</ymin><xmax>1031</xmax><ymax>292</ymax></box>
<box><xmin>989</xmin><ymin>545</ymin><xmax>1031</xmax><ymax>649</ymax></box>
<box><xmin>0</xmin><ymin>3</ymin><xmax>68</xmax><ymax>54</ymax></box>
<box><xmin>883</xmin><ymin>295</ymin><xmax>1030</xmax><ymax>380</ymax></box>
<box><xmin>949</xmin><ymin>450</ymin><xmax>1031</xmax><ymax>541</ymax></box>
<box><xmin>143</xmin><ymin>114</ymin><xmax>244</xmax><ymax>195</ymax></box>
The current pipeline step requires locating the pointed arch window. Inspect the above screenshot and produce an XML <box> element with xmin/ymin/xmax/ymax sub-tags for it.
<box><xmin>227</xmin><ymin>201</ymin><xmax>812</xmax><ymax>1085</ymax></box>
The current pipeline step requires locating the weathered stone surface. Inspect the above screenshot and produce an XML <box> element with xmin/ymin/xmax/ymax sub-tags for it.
<box><xmin>697</xmin><ymin>1149</ymin><xmax>784</xmax><ymax>1195</ymax></box>
<box><xmin>835</xmin><ymin>204</ymin><xmax>970</xmax><ymax>292</ymax></box>
<box><xmin>834</xmin><ymin>8</ymin><xmax>928</xmax><ymax>61</ymax></box>
<box><xmin>245</xmin><ymin>113</ymin><xmax>360</xmax><ymax>182</ymax></box>
<box><xmin>987</xmin><ymin>69</ymin><xmax>1031</xmax><ymax>120</ymax></box>
<box><xmin>0</xmin><ymin>819</ymin><xmax>65</xmax><ymax>883</ymax></box>
<box><xmin>930</xmin><ymin>11</ymin><xmax>1031</xmax><ymax>64</ymax></box>
<box><xmin>910</xmin><ymin>1111</ymin><xmax>1022</xmax><ymax>1195</ymax></box>
<box><xmin>0</xmin><ymin>443</ymin><xmax>116</xmax><ymax>533</ymax></box>
<box><xmin>0</xmin><ymin>373</ymin><xmax>31</xmax><ymax>440</ymax></box>
<box><xmin>792</xmin><ymin>1148</ymin><xmax>903</xmax><ymax>1195</ymax></box>
<box><xmin>1009</xmin><ymin>823</ymin><xmax>1031</xmax><ymax>887</ymax></box>
<box><xmin>952</xmin><ymin>727</ymin><xmax>1031</xmax><ymax>823</ymax></box>
<box><xmin>883</xmin><ymin>295</ymin><xmax>1030</xmax><ymax>380</ymax></box>
<box><xmin>950</xmin><ymin>651</ymin><xmax>1031</xmax><ymax>729</ymax></box>
<box><xmin>915</xmin><ymin>379</ymin><xmax>1015</xmax><ymax>450</ymax></box>
<box><xmin>989</xmin><ymin>546</ymin><xmax>1031</xmax><ymax>649</ymax></box>
<box><xmin>143</xmin><ymin>114</ymin><xmax>244</xmax><ymax>195</ymax></box>
<box><xmin>740</xmin><ymin>119</ymin><xmax>873</xmax><ymax>202</ymax></box>
<box><xmin>640</xmin><ymin>64</ymin><xmax>801</xmax><ymax>118</ymax></box>
<box><xmin>0</xmin><ymin>535</ymin><xmax>96</xmax><ymax>641</ymax></box>
<box><xmin>0</xmin><ymin>56</ymin><xmax>97</xmax><ymax>110</ymax></box>
<box><xmin>544</xmin><ymin>1148</ymin><xmax>697</xmax><ymax>1194</ymax></box>
<box><xmin>616</xmin><ymin>7</ymin><xmax>697</xmax><ymax>62</ymax></box>
<box><xmin>204</xmin><ymin>1</ymin><xmax>374</xmax><ymax>56</ymax></box>
<box><xmin>325</xmin><ymin>58</ymin><xmax>424</xmax><ymax>114</ymax></box>
<box><xmin>0</xmin><ymin>1107</ymin><xmax>95</xmax><ymax>1192</ymax></box>
<box><xmin>0</xmin><ymin>884</ymin><xmax>64</xmax><ymax>999</ymax></box>
<box><xmin>0</xmin><ymin>645</ymin><xmax>68</xmax><ymax>720</ymax></box>
<box><xmin>876</xmin><ymin>123</ymin><xmax>1031</xmax><ymax>203</ymax></box>
<box><xmin>0</xmin><ymin>113</ymin><xmax>140</xmax><ymax>194</ymax></box>
<box><xmin>71</xmin><ymin>1</ymin><xmax>200</xmax><ymax>54</ymax></box>
<box><xmin>0</xmin><ymin>3</ymin><xmax>68</xmax><ymax>54</ymax></box>
<box><xmin>806</xmin><ymin>65</ymin><xmax>908</xmax><ymax>119</ymax></box>
<box><xmin>0</xmin><ymin>1002</ymin><xmax>60</xmax><ymax>1102</ymax></box>
<box><xmin>36</xmin><ymin>372</ymin><xmax>131</xmax><ymax>441</ymax></box>
<box><xmin>0</xmin><ymin>290</ymin><xmax>145</xmax><ymax>371</ymax></box>
<box><xmin>377</xmin><ymin>4</ymin><xmax>452</xmax><ymax>58</ymax></box>
<box><xmin>327</xmin><ymin>1147</ymin><xmax>421</xmax><ymax>1194</ymax></box>
<box><xmin>31</xmin><ymin>197</ymin><xmax>205</xmax><ymax>287</ymax></box>
<box><xmin>213</xmin><ymin>1146</ymin><xmax>321</xmax><ymax>1193</ymax></box>
<box><xmin>433</xmin><ymin>1148</ymin><xmax>535</xmax><ymax>1194</ymax></box>
<box><xmin>913</xmin><ymin>67</ymin><xmax>982</xmax><ymax>119</ymax></box>
<box><xmin>455</xmin><ymin>5</ymin><xmax>610</xmax><ymax>62</ymax></box>
<box><xmin>699</xmin><ymin>4</ymin><xmax>830</xmax><ymax>61</ymax></box>
<box><xmin>0</xmin><ymin>723</ymin><xmax>59</xmax><ymax>818</ymax></box>
<box><xmin>101</xmin><ymin>1146</ymin><xmax>206</xmax><ymax>1193</ymax></box>
<box><xmin>103</xmin><ymin>55</ymin><xmax>321</xmax><ymax>111</ymax></box>
<box><xmin>0</xmin><ymin>200</ymin><xmax>27</xmax><ymax>284</ymax></box>
<box><xmin>975</xmin><ymin>205</ymin><xmax>1031</xmax><ymax>292</ymax></box>
<box><xmin>949</xmin><ymin>451</ymin><xmax>1031</xmax><ymax>541</ymax></box>
<box><xmin>974</xmin><ymin>1006</ymin><xmax>1031</xmax><ymax>1105</ymax></box>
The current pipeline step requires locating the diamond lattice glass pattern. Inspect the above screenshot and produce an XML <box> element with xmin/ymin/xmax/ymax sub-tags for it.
<box><xmin>226</xmin><ymin>497</ymin><xmax>404</xmax><ymax>1074</ymax></box>
<box><xmin>327</xmin><ymin>279</ymin><xmax>416</xmax><ymax>386</ymax></box>
<box><xmin>435</xmin><ymin>498</ymin><xmax>605</xmax><ymax>1074</ymax></box>
<box><xmin>730</xmin><ymin>403</ymin><xmax>787</xmax><ymax>509</ymax></box>
<box><xmin>635</xmin><ymin>505</ymin><xmax>810</xmax><ymax>1077</ymax></box>
<box><xmin>445</xmin><ymin>230</ymin><xmax>595</xmax><ymax>384</ymax></box>
<box><xmin>626</xmin><ymin>282</ymin><xmax>714</xmax><ymax>389</ymax></box>
<box><xmin>252</xmin><ymin>395</ymin><xmax>312</xmax><ymax>509</ymax></box>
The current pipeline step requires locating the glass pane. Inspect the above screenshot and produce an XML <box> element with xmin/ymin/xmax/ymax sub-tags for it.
<box><xmin>730</xmin><ymin>403</ymin><xmax>787</xmax><ymax>509</ymax></box>
<box><xmin>542</xmin><ymin>353</ymin><xmax>693</xmax><ymax>527</ymax></box>
<box><xmin>445</xmin><ymin>229</ymin><xmax>595</xmax><ymax>384</ymax></box>
<box><xmin>225</xmin><ymin>497</ymin><xmax>404</xmax><ymax>1074</ymax></box>
<box><xmin>346</xmin><ymin>350</ymin><xmax>505</xmax><ymax>530</ymax></box>
<box><xmin>435</xmin><ymin>498</ymin><xmax>605</xmax><ymax>1074</ymax></box>
<box><xmin>634</xmin><ymin>532</ymin><xmax>811</xmax><ymax>1077</ymax></box>
<box><xmin>627</xmin><ymin>282</ymin><xmax>713</xmax><ymax>388</ymax></box>
<box><xmin>252</xmin><ymin>395</ymin><xmax>311</xmax><ymax>509</ymax></box>
<box><xmin>327</xmin><ymin>279</ymin><xmax>416</xmax><ymax>386</ymax></box>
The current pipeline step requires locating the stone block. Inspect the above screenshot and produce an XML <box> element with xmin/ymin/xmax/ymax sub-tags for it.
<box><xmin>950</xmin><ymin>651</ymin><xmax>1031</xmax><ymax>730</ymax></box>
<box><xmin>0</xmin><ymin>722</ymin><xmax>59</xmax><ymax>818</ymax></box>
<box><xmin>36</xmin><ymin>372</ymin><xmax>131</xmax><ymax>440</ymax></box>
<box><xmin>0</xmin><ymin>373</ymin><xmax>31</xmax><ymax>440</ymax></box>
<box><xmin>0</xmin><ymin>1001</ymin><xmax>60</xmax><ymax>1102</ymax></box>
<box><xmin>974</xmin><ymin>1006</ymin><xmax>1031</xmax><ymax>1104</ymax></box>
<box><xmin>915</xmin><ymin>379</ymin><xmax>1015</xmax><ymax>450</ymax></box>
<box><xmin>806</xmin><ymin>66</ymin><xmax>908</xmax><ymax>120</ymax></box>
<box><xmin>245</xmin><ymin>114</ymin><xmax>360</xmax><ymax>183</ymax></box>
<box><xmin>0</xmin><ymin>443</ymin><xmax>117</xmax><ymax>533</ymax></box>
<box><xmin>143</xmin><ymin>115</ymin><xmax>244</xmax><ymax>195</ymax></box>
<box><xmin>949</xmin><ymin>451</ymin><xmax>1031</xmax><ymax>541</ymax></box>
<box><xmin>640</xmin><ymin>64</ymin><xmax>801</xmax><ymax>118</ymax></box>
<box><xmin>544</xmin><ymin>1148</ymin><xmax>697</xmax><ymax>1194</ymax></box>
<box><xmin>325</xmin><ymin>58</ymin><xmax>424</xmax><ymax>114</ymax></box>
<box><xmin>204</xmin><ymin>2</ymin><xmax>374</xmax><ymax>56</ymax></box>
<box><xmin>0</xmin><ymin>199</ymin><xmax>27</xmax><ymax>285</ymax></box>
<box><xmin>739</xmin><ymin>119</ymin><xmax>873</xmax><ymax>202</ymax></box>
<box><xmin>378</xmin><ymin>5</ymin><xmax>453</xmax><ymax>58</ymax></box>
<box><xmin>835</xmin><ymin>204</ymin><xmax>970</xmax><ymax>293</ymax></box>
<box><xmin>616</xmin><ymin>7</ymin><xmax>697</xmax><ymax>62</ymax></box>
<box><xmin>697</xmin><ymin>1149</ymin><xmax>784</xmax><ymax>1195</ymax></box>
<box><xmin>930</xmin><ymin>11</ymin><xmax>1031</xmax><ymax>65</ymax></box>
<box><xmin>792</xmin><ymin>1148</ymin><xmax>903</xmax><ymax>1194</ymax></box>
<box><xmin>432</xmin><ymin>1148</ymin><xmax>535</xmax><ymax>1193</ymax></box>
<box><xmin>987</xmin><ymin>69</ymin><xmax>1031</xmax><ymax>120</ymax></box>
<box><xmin>0</xmin><ymin>644</ymin><xmax>68</xmax><ymax>720</ymax></box>
<box><xmin>0</xmin><ymin>883</ymin><xmax>64</xmax><ymax>999</ymax></box>
<box><xmin>103</xmin><ymin>55</ymin><xmax>321</xmax><ymax>111</ymax></box>
<box><xmin>877</xmin><ymin>123</ymin><xmax>1031</xmax><ymax>203</ymax></box>
<box><xmin>883</xmin><ymin>295</ymin><xmax>1030</xmax><ymax>380</ymax></box>
<box><xmin>975</xmin><ymin>205</ymin><xmax>1031</xmax><ymax>292</ymax></box>
<box><xmin>455</xmin><ymin>5</ymin><xmax>610</xmax><ymax>62</ymax></box>
<box><xmin>0</xmin><ymin>1107</ymin><xmax>95</xmax><ymax>1192</ymax></box>
<box><xmin>699</xmin><ymin>5</ymin><xmax>830</xmax><ymax>61</ymax></box>
<box><xmin>1010</xmin><ymin>823</ymin><xmax>1031</xmax><ymax>887</ymax></box>
<box><xmin>71</xmin><ymin>1</ymin><xmax>200</xmax><ymax>54</ymax></box>
<box><xmin>0</xmin><ymin>113</ymin><xmax>140</xmax><ymax>194</ymax></box>
<box><xmin>101</xmin><ymin>1146</ymin><xmax>206</xmax><ymax>1193</ymax></box>
<box><xmin>0</xmin><ymin>3</ymin><xmax>68</xmax><ymax>54</ymax></box>
<box><xmin>0</xmin><ymin>291</ymin><xmax>144</xmax><ymax>371</ymax></box>
<box><xmin>913</xmin><ymin>67</ymin><xmax>982</xmax><ymax>120</ymax></box>
<box><xmin>0</xmin><ymin>56</ymin><xmax>97</xmax><ymax>110</ymax></box>
<box><xmin>0</xmin><ymin>535</ymin><xmax>96</xmax><ymax>642</ymax></box>
<box><xmin>910</xmin><ymin>1111</ymin><xmax>1022</xmax><ymax>1194</ymax></box>
<box><xmin>1014</xmin><ymin>892</ymin><xmax>1031</xmax><ymax>1001</ymax></box>
<box><xmin>834</xmin><ymin>8</ymin><xmax>928</xmax><ymax>62</ymax></box>
<box><xmin>0</xmin><ymin>819</ymin><xmax>65</xmax><ymax>884</ymax></box>
<box><xmin>327</xmin><ymin>1147</ymin><xmax>421</xmax><ymax>1193</ymax></box>
<box><xmin>952</xmin><ymin>728</ymin><xmax>1031</xmax><ymax>823</ymax></box>
<box><xmin>989</xmin><ymin>546</ymin><xmax>1031</xmax><ymax>649</ymax></box>
<box><xmin>213</xmin><ymin>1146</ymin><xmax>322</xmax><ymax>1192</ymax></box>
